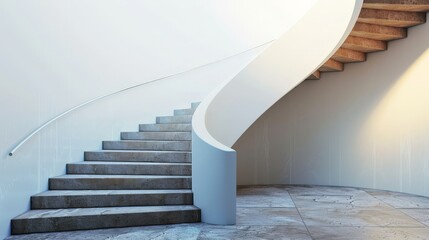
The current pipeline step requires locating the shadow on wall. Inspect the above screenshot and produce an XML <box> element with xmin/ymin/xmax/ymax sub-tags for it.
<box><xmin>234</xmin><ymin>15</ymin><xmax>429</xmax><ymax>198</ymax></box>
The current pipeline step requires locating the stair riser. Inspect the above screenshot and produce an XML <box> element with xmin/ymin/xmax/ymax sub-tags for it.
<box><xmin>84</xmin><ymin>152</ymin><xmax>191</xmax><ymax>163</ymax></box>
<box><xmin>174</xmin><ymin>109</ymin><xmax>195</xmax><ymax>116</ymax></box>
<box><xmin>11</xmin><ymin>209</ymin><xmax>200</xmax><ymax>234</ymax></box>
<box><xmin>67</xmin><ymin>164</ymin><xmax>191</xmax><ymax>175</ymax></box>
<box><xmin>49</xmin><ymin>178</ymin><xmax>191</xmax><ymax>190</ymax></box>
<box><xmin>31</xmin><ymin>193</ymin><xmax>193</xmax><ymax>209</ymax></box>
<box><xmin>121</xmin><ymin>132</ymin><xmax>192</xmax><ymax>141</ymax></box>
<box><xmin>139</xmin><ymin>124</ymin><xmax>191</xmax><ymax>132</ymax></box>
<box><xmin>102</xmin><ymin>141</ymin><xmax>191</xmax><ymax>151</ymax></box>
<box><xmin>156</xmin><ymin>116</ymin><xmax>192</xmax><ymax>124</ymax></box>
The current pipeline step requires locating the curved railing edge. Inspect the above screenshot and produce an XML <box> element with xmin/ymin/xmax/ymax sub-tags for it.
<box><xmin>8</xmin><ymin>39</ymin><xmax>275</xmax><ymax>157</ymax></box>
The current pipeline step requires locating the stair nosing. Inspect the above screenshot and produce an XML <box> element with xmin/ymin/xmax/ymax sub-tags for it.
<box><xmin>68</xmin><ymin>161</ymin><xmax>191</xmax><ymax>165</ymax></box>
<box><xmin>85</xmin><ymin>150</ymin><xmax>192</xmax><ymax>153</ymax></box>
<box><xmin>13</xmin><ymin>205</ymin><xmax>200</xmax><ymax>220</ymax></box>
<box><xmin>32</xmin><ymin>189</ymin><xmax>194</xmax><ymax>197</ymax></box>
<box><xmin>51</xmin><ymin>174</ymin><xmax>192</xmax><ymax>179</ymax></box>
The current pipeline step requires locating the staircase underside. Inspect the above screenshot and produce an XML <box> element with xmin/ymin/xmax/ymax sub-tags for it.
<box><xmin>307</xmin><ymin>0</ymin><xmax>429</xmax><ymax>80</ymax></box>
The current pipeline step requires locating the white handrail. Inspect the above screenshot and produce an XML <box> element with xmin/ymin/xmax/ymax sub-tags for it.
<box><xmin>8</xmin><ymin>39</ymin><xmax>275</xmax><ymax>157</ymax></box>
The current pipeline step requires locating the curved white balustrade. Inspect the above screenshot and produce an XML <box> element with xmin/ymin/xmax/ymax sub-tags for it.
<box><xmin>192</xmin><ymin>0</ymin><xmax>363</xmax><ymax>224</ymax></box>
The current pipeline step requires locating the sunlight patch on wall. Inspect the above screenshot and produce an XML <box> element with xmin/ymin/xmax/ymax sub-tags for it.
<box><xmin>362</xmin><ymin>47</ymin><xmax>429</xmax><ymax>141</ymax></box>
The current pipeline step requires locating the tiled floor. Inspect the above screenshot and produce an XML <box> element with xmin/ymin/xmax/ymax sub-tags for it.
<box><xmin>7</xmin><ymin>185</ymin><xmax>429</xmax><ymax>240</ymax></box>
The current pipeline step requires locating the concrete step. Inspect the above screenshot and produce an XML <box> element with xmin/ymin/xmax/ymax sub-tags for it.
<box><xmin>156</xmin><ymin>115</ymin><xmax>192</xmax><ymax>124</ymax></box>
<box><xmin>103</xmin><ymin>140</ymin><xmax>191</xmax><ymax>151</ymax></box>
<box><xmin>191</xmin><ymin>102</ymin><xmax>200</xmax><ymax>110</ymax></box>
<box><xmin>67</xmin><ymin>161</ymin><xmax>191</xmax><ymax>175</ymax></box>
<box><xmin>31</xmin><ymin>189</ymin><xmax>194</xmax><ymax>209</ymax></box>
<box><xmin>174</xmin><ymin>108</ymin><xmax>195</xmax><ymax>116</ymax></box>
<box><xmin>11</xmin><ymin>205</ymin><xmax>200</xmax><ymax>234</ymax></box>
<box><xmin>139</xmin><ymin>123</ymin><xmax>191</xmax><ymax>132</ymax></box>
<box><xmin>122</xmin><ymin>131</ymin><xmax>191</xmax><ymax>141</ymax></box>
<box><xmin>49</xmin><ymin>175</ymin><xmax>192</xmax><ymax>190</ymax></box>
<box><xmin>84</xmin><ymin>150</ymin><xmax>191</xmax><ymax>163</ymax></box>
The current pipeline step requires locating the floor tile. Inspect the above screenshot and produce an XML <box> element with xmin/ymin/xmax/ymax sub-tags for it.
<box><xmin>299</xmin><ymin>207</ymin><xmax>424</xmax><ymax>227</ymax></box>
<box><xmin>366</xmin><ymin>189</ymin><xmax>429</xmax><ymax>208</ymax></box>
<box><xmin>237</xmin><ymin>186</ymin><xmax>295</xmax><ymax>208</ymax></box>
<box><xmin>237</xmin><ymin>207</ymin><xmax>304</xmax><ymax>226</ymax></box>
<box><xmin>308</xmin><ymin>226</ymin><xmax>429</xmax><ymax>240</ymax></box>
<box><xmin>291</xmin><ymin>191</ymin><xmax>389</xmax><ymax>209</ymax></box>
<box><xmin>400</xmin><ymin>208</ymin><xmax>429</xmax><ymax>226</ymax></box>
<box><xmin>286</xmin><ymin>185</ymin><xmax>364</xmax><ymax>196</ymax></box>
<box><xmin>198</xmin><ymin>225</ymin><xmax>312</xmax><ymax>240</ymax></box>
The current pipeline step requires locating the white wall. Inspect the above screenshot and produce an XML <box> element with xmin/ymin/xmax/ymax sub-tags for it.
<box><xmin>0</xmin><ymin>0</ymin><xmax>305</xmax><ymax>238</ymax></box>
<box><xmin>235</xmin><ymin>13</ymin><xmax>429</xmax><ymax>198</ymax></box>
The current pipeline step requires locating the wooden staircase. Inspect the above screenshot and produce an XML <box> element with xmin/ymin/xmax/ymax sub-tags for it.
<box><xmin>307</xmin><ymin>0</ymin><xmax>429</xmax><ymax>80</ymax></box>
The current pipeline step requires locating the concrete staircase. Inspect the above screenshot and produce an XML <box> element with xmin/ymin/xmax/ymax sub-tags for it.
<box><xmin>11</xmin><ymin>103</ymin><xmax>201</xmax><ymax>235</ymax></box>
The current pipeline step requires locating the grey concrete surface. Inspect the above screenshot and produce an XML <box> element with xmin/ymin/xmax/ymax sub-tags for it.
<box><xmin>156</xmin><ymin>115</ymin><xmax>192</xmax><ymax>124</ymax></box>
<box><xmin>139</xmin><ymin>123</ymin><xmax>192</xmax><ymax>132</ymax></box>
<box><xmin>84</xmin><ymin>151</ymin><xmax>191</xmax><ymax>163</ymax></box>
<box><xmin>49</xmin><ymin>175</ymin><xmax>192</xmax><ymax>190</ymax></box>
<box><xmin>174</xmin><ymin>108</ymin><xmax>195</xmax><ymax>116</ymax></box>
<box><xmin>9</xmin><ymin>185</ymin><xmax>429</xmax><ymax>239</ymax></box>
<box><xmin>237</xmin><ymin>186</ymin><xmax>295</xmax><ymax>208</ymax></box>
<box><xmin>121</xmin><ymin>131</ymin><xmax>192</xmax><ymax>141</ymax></box>
<box><xmin>31</xmin><ymin>189</ymin><xmax>193</xmax><ymax>209</ymax></box>
<box><xmin>102</xmin><ymin>140</ymin><xmax>191</xmax><ymax>151</ymax></box>
<box><xmin>11</xmin><ymin>206</ymin><xmax>200</xmax><ymax>235</ymax></box>
<box><xmin>67</xmin><ymin>161</ymin><xmax>191</xmax><ymax>175</ymax></box>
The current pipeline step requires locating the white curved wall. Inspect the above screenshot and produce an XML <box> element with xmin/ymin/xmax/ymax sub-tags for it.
<box><xmin>0</xmin><ymin>1</ymin><xmax>311</xmax><ymax>238</ymax></box>
<box><xmin>235</xmin><ymin>13</ymin><xmax>429</xmax><ymax>198</ymax></box>
<box><xmin>193</xmin><ymin>0</ymin><xmax>362</xmax><ymax>225</ymax></box>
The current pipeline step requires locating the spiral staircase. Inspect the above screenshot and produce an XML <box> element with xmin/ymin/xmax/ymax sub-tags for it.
<box><xmin>10</xmin><ymin>0</ymin><xmax>429</xmax><ymax>235</ymax></box>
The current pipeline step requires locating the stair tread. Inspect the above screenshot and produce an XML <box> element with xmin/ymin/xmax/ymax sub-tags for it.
<box><xmin>157</xmin><ymin>114</ymin><xmax>193</xmax><ymax>117</ymax></box>
<box><xmin>139</xmin><ymin>123</ymin><xmax>191</xmax><ymax>126</ymax></box>
<box><xmin>104</xmin><ymin>140</ymin><xmax>191</xmax><ymax>143</ymax></box>
<box><xmin>124</xmin><ymin>131</ymin><xmax>191</xmax><ymax>133</ymax></box>
<box><xmin>86</xmin><ymin>150</ymin><xmax>191</xmax><ymax>153</ymax></box>
<box><xmin>52</xmin><ymin>174</ymin><xmax>192</xmax><ymax>179</ymax></box>
<box><xmin>13</xmin><ymin>205</ymin><xmax>199</xmax><ymax>219</ymax></box>
<box><xmin>156</xmin><ymin>115</ymin><xmax>192</xmax><ymax>124</ymax></box>
<box><xmin>174</xmin><ymin>108</ymin><xmax>195</xmax><ymax>115</ymax></box>
<box><xmin>122</xmin><ymin>131</ymin><xmax>192</xmax><ymax>141</ymax></box>
<box><xmin>70</xmin><ymin>161</ymin><xmax>191</xmax><ymax>166</ymax></box>
<box><xmin>33</xmin><ymin>189</ymin><xmax>193</xmax><ymax>197</ymax></box>
<box><xmin>138</xmin><ymin>123</ymin><xmax>191</xmax><ymax>130</ymax></box>
<box><xmin>151</xmin><ymin>123</ymin><xmax>191</xmax><ymax>124</ymax></box>
<box><xmin>102</xmin><ymin>140</ymin><xmax>191</xmax><ymax>151</ymax></box>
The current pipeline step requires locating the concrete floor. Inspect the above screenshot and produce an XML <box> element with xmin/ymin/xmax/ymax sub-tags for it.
<box><xmin>7</xmin><ymin>185</ymin><xmax>429</xmax><ymax>240</ymax></box>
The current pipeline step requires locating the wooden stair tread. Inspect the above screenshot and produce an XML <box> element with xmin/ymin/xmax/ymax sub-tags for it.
<box><xmin>358</xmin><ymin>8</ymin><xmax>426</xmax><ymax>27</ymax></box>
<box><xmin>342</xmin><ymin>36</ymin><xmax>387</xmax><ymax>52</ymax></box>
<box><xmin>363</xmin><ymin>0</ymin><xmax>429</xmax><ymax>12</ymax></box>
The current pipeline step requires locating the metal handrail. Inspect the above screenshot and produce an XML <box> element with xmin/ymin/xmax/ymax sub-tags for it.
<box><xmin>8</xmin><ymin>39</ymin><xmax>275</xmax><ymax>156</ymax></box>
